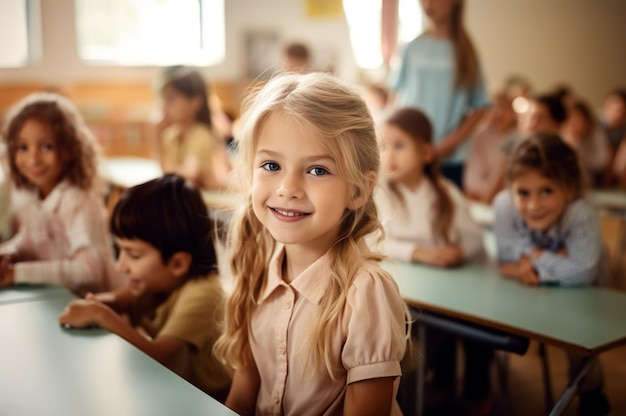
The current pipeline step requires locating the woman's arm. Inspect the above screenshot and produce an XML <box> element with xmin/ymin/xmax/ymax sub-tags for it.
<box><xmin>344</xmin><ymin>377</ymin><xmax>395</xmax><ymax>416</ymax></box>
<box><xmin>436</xmin><ymin>108</ymin><xmax>487</xmax><ymax>160</ymax></box>
<box><xmin>225</xmin><ymin>356</ymin><xmax>261</xmax><ymax>416</ymax></box>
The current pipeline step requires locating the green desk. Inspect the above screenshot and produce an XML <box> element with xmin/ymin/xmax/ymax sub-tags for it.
<box><xmin>384</xmin><ymin>260</ymin><xmax>626</xmax><ymax>416</ymax></box>
<box><xmin>0</xmin><ymin>292</ymin><xmax>236</xmax><ymax>416</ymax></box>
<box><xmin>0</xmin><ymin>284</ymin><xmax>68</xmax><ymax>305</ymax></box>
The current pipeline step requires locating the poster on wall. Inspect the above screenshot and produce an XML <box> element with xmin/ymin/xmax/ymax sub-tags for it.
<box><xmin>305</xmin><ymin>0</ymin><xmax>343</xmax><ymax>18</ymax></box>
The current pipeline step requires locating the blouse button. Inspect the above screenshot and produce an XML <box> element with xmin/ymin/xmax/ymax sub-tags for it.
<box><xmin>278</xmin><ymin>344</ymin><xmax>286</xmax><ymax>355</ymax></box>
<box><xmin>273</xmin><ymin>392</ymin><xmax>280</xmax><ymax>404</ymax></box>
<box><xmin>285</xmin><ymin>299</ymin><xmax>292</xmax><ymax>309</ymax></box>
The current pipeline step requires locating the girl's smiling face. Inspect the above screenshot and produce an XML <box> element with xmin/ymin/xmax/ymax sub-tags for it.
<box><xmin>511</xmin><ymin>169</ymin><xmax>574</xmax><ymax>232</ymax></box>
<box><xmin>251</xmin><ymin>112</ymin><xmax>350</xmax><ymax>257</ymax></box>
<box><xmin>14</xmin><ymin>118</ymin><xmax>65</xmax><ymax>198</ymax></box>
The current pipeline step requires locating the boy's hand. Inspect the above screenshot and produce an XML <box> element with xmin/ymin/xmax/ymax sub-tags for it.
<box><xmin>516</xmin><ymin>257</ymin><xmax>540</xmax><ymax>285</ymax></box>
<box><xmin>499</xmin><ymin>258</ymin><xmax>540</xmax><ymax>286</ymax></box>
<box><xmin>58</xmin><ymin>294</ymin><xmax>115</xmax><ymax>329</ymax></box>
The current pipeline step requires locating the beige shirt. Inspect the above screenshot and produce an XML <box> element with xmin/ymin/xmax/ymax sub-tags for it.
<box><xmin>160</xmin><ymin>123</ymin><xmax>230</xmax><ymax>190</ymax></box>
<box><xmin>377</xmin><ymin>178</ymin><xmax>484</xmax><ymax>262</ymax></box>
<box><xmin>0</xmin><ymin>180</ymin><xmax>119</xmax><ymax>295</ymax></box>
<box><xmin>250</xmin><ymin>244</ymin><xmax>406</xmax><ymax>416</ymax></box>
<box><xmin>154</xmin><ymin>273</ymin><xmax>232</xmax><ymax>395</ymax></box>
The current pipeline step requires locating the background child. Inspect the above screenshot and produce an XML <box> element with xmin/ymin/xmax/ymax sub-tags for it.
<box><xmin>214</xmin><ymin>72</ymin><xmax>407</xmax><ymax>415</ymax></box>
<box><xmin>517</xmin><ymin>92</ymin><xmax>567</xmax><ymax>136</ymax></box>
<box><xmin>280</xmin><ymin>41</ymin><xmax>312</xmax><ymax>74</ymax></box>
<box><xmin>377</xmin><ymin>107</ymin><xmax>484</xmax><ymax>267</ymax></box>
<box><xmin>561</xmin><ymin>99</ymin><xmax>610</xmax><ymax>187</ymax></box>
<box><xmin>493</xmin><ymin>132</ymin><xmax>610</xmax><ymax>415</ymax></box>
<box><xmin>376</xmin><ymin>106</ymin><xmax>489</xmax><ymax>415</ymax></box>
<box><xmin>600</xmin><ymin>87</ymin><xmax>626</xmax><ymax>187</ymax></box>
<box><xmin>464</xmin><ymin>92</ymin><xmax>520</xmax><ymax>204</ymax></box>
<box><xmin>0</xmin><ymin>92</ymin><xmax>118</xmax><ymax>296</ymax></box>
<box><xmin>59</xmin><ymin>174</ymin><xmax>231</xmax><ymax>401</ymax></box>
<box><xmin>388</xmin><ymin>0</ymin><xmax>490</xmax><ymax>187</ymax></box>
<box><xmin>158</xmin><ymin>66</ymin><xmax>231</xmax><ymax>190</ymax></box>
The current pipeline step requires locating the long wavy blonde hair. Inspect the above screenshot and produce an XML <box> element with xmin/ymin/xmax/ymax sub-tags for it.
<box><xmin>214</xmin><ymin>72</ymin><xmax>392</xmax><ymax>379</ymax></box>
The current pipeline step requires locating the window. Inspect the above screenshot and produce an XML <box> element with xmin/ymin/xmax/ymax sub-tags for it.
<box><xmin>343</xmin><ymin>0</ymin><xmax>422</xmax><ymax>70</ymax></box>
<box><xmin>0</xmin><ymin>0</ymin><xmax>40</xmax><ymax>67</ymax></box>
<box><xmin>343</xmin><ymin>0</ymin><xmax>382</xmax><ymax>69</ymax></box>
<box><xmin>74</xmin><ymin>0</ymin><xmax>225</xmax><ymax>66</ymax></box>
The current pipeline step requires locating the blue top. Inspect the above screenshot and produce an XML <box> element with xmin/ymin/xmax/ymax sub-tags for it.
<box><xmin>493</xmin><ymin>190</ymin><xmax>603</xmax><ymax>286</ymax></box>
<box><xmin>389</xmin><ymin>34</ymin><xmax>491</xmax><ymax>163</ymax></box>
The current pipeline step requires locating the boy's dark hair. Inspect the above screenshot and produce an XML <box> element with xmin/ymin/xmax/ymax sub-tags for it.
<box><xmin>533</xmin><ymin>93</ymin><xmax>567</xmax><ymax>124</ymax></box>
<box><xmin>507</xmin><ymin>132</ymin><xmax>584</xmax><ymax>197</ymax></box>
<box><xmin>110</xmin><ymin>174</ymin><xmax>217</xmax><ymax>277</ymax></box>
<box><xmin>285</xmin><ymin>42</ymin><xmax>310</xmax><ymax>61</ymax></box>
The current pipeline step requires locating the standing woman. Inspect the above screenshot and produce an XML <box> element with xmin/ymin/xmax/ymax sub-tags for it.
<box><xmin>389</xmin><ymin>0</ymin><xmax>490</xmax><ymax>187</ymax></box>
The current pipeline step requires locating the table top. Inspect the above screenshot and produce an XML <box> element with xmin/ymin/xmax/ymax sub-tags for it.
<box><xmin>384</xmin><ymin>260</ymin><xmax>626</xmax><ymax>355</ymax></box>
<box><xmin>0</xmin><ymin>284</ymin><xmax>68</xmax><ymax>305</ymax></box>
<box><xmin>590</xmin><ymin>188</ymin><xmax>626</xmax><ymax>212</ymax></box>
<box><xmin>0</xmin><ymin>292</ymin><xmax>236</xmax><ymax>416</ymax></box>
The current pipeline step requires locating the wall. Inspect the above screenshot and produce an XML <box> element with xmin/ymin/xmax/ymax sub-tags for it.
<box><xmin>0</xmin><ymin>0</ymin><xmax>625</xmax><ymax>108</ymax></box>
<box><xmin>467</xmin><ymin>0</ymin><xmax>626</xmax><ymax>107</ymax></box>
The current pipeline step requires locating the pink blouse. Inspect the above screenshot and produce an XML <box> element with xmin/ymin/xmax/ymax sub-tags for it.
<box><xmin>0</xmin><ymin>181</ymin><xmax>119</xmax><ymax>295</ymax></box>
<box><xmin>250</xmin><ymin>244</ymin><xmax>406</xmax><ymax>416</ymax></box>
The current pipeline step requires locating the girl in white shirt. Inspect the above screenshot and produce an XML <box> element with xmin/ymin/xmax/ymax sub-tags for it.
<box><xmin>377</xmin><ymin>107</ymin><xmax>490</xmax><ymax>415</ymax></box>
<box><xmin>377</xmin><ymin>107</ymin><xmax>484</xmax><ymax>266</ymax></box>
<box><xmin>0</xmin><ymin>92</ymin><xmax>118</xmax><ymax>296</ymax></box>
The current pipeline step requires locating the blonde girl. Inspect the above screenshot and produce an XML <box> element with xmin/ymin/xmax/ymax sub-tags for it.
<box><xmin>0</xmin><ymin>92</ymin><xmax>118</xmax><ymax>295</ymax></box>
<box><xmin>214</xmin><ymin>72</ymin><xmax>407</xmax><ymax>416</ymax></box>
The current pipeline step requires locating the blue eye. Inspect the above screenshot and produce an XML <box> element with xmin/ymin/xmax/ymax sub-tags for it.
<box><xmin>41</xmin><ymin>143</ymin><xmax>54</xmax><ymax>151</ymax></box>
<box><xmin>516</xmin><ymin>189</ymin><xmax>529</xmax><ymax>198</ymax></box>
<box><xmin>16</xmin><ymin>143</ymin><xmax>27</xmax><ymax>152</ymax></box>
<box><xmin>309</xmin><ymin>167</ymin><xmax>328</xmax><ymax>176</ymax></box>
<box><xmin>261</xmin><ymin>162</ymin><xmax>280</xmax><ymax>171</ymax></box>
<box><xmin>540</xmin><ymin>187</ymin><xmax>554</xmax><ymax>196</ymax></box>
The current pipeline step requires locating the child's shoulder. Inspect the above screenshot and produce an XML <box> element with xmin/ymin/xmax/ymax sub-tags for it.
<box><xmin>177</xmin><ymin>273</ymin><xmax>225</xmax><ymax>302</ymax></box>
<box><xmin>350</xmin><ymin>260</ymin><xmax>399</xmax><ymax>295</ymax></box>
<box><xmin>493</xmin><ymin>188</ymin><xmax>512</xmax><ymax>208</ymax></box>
<box><xmin>563</xmin><ymin>197</ymin><xmax>599</xmax><ymax>224</ymax></box>
<box><xmin>58</xmin><ymin>182</ymin><xmax>104</xmax><ymax>208</ymax></box>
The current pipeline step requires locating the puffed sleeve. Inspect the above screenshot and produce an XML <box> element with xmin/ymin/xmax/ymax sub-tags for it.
<box><xmin>342</xmin><ymin>265</ymin><xmax>407</xmax><ymax>385</ymax></box>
